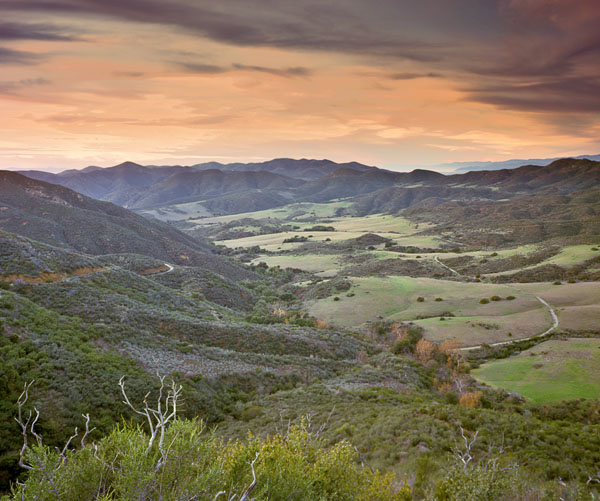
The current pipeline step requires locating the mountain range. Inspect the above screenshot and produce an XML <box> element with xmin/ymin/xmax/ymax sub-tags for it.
<box><xmin>16</xmin><ymin>157</ymin><xmax>600</xmax><ymax>219</ymax></box>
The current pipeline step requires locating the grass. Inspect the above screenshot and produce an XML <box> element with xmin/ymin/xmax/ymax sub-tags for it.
<box><xmin>487</xmin><ymin>245</ymin><xmax>600</xmax><ymax>276</ymax></box>
<box><xmin>251</xmin><ymin>254</ymin><xmax>342</xmax><ymax>276</ymax></box>
<box><xmin>190</xmin><ymin>201</ymin><xmax>353</xmax><ymax>227</ymax></box>
<box><xmin>138</xmin><ymin>201</ymin><xmax>212</xmax><ymax>221</ymax></box>
<box><xmin>472</xmin><ymin>338</ymin><xmax>600</xmax><ymax>403</ymax></box>
<box><xmin>307</xmin><ymin>277</ymin><xmax>600</xmax><ymax>345</ymax></box>
<box><xmin>217</xmin><ymin>230</ymin><xmax>438</xmax><ymax>251</ymax></box>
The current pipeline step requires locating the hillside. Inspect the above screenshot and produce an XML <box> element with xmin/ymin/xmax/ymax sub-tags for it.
<box><xmin>0</xmin><ymin>171</ymin><xmax>251</xmax><ymax>279</ymax></box>
<box><xmin>191</xmin><ymin>157</ymin><xmax>380</xmax><ymax>179</ymax></box>
<box><xmin>104</xmin><ymin>169</ymin><xmax>304</xmax><ymax>209</ymax></box>
<box><xmin>17</xmin><ymin>158</ymin><xmax>600</xmax><ymax>222</ymax></box>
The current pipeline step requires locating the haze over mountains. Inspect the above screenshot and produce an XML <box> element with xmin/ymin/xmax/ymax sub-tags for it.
<box><xmin>16</xmin><ymin>157</ymin><xmax>600</xmax><ymax>220</ymax></box>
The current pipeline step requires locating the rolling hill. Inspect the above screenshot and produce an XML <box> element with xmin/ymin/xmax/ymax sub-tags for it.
<box><xmin>0</xmin><ymin>171</ymin><xmax>253</xmax><ymax>280</ymax></box>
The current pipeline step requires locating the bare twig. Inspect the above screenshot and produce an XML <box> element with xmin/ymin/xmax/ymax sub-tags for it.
<box><xmin>80</xmin><ymin>413</ymin><xmax>95</xmax><ymax>448</ymax></box>
<box><xmin>239</xmin><ymin>453</ymin><xmax>260</xmax><ymax>501</ymax></box>
<box><xmin>15</xmin><ymin>381</ymin><xmax>36</xmax><ymax>470</ymax></box>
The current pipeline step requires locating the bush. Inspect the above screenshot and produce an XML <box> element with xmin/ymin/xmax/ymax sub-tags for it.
<box><xmin>506</xmin><ymin>295</ymin><xmax>515</xmax><ymax>300</ymax></box>
<box><xmin>490</xmin><ymin>295</ymin><xmax>501</xmax><ymax>301</ymax></box>
<box><xmin>435</xmin><ymin>463</ymin><xmax>519</xmax><ymax>500</ymax></box>
<box><xmin>13</xmin><ymin>419</ymin><xmax>408</xmax><ymax>500</ymax></box>
<box><xmin>553</xmin><ymin>281</ymin><xmax>562</xmax><ymax>285</ymax></box>
<box><xmin>479</xmin><ymin>298</ymin><xmax>489</xmax><ymax>304</ymax></box>
<box><xmin>333</xmin><ymin>296</ymin><xmax>340</xmax><ymax>301</ymax></box>
<box><xmin>417</xmin><ymin>297</ymin><xmax>425</xmax><ymax>302</ymax></box>
<box><xmin>435</xmin><ymin>297</ymin><xmax>443</xmax><ymax>302</ymax></box>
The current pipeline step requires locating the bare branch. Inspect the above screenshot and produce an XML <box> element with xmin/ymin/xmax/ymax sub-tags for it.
<box><xmin>80</xmin><ymin>413</ymin><xmax>95</xmax><ymax>448</ymax></box>
<box><xmin>239</xmin><ymin>452</ymin><xmax>260</xmax><ymax>501</ymax></box>
<box><xmin>15</xmin><ymin>381</ymin><xmax>35</xmax><ymax>470</ymax></box>
<box><xmin>58</xmin><ymin>428</ymin><xmax>79</xmax><ymax>463</ymax></box>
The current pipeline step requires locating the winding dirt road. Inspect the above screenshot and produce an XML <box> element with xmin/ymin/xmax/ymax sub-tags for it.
<box><xmin>431</xmin><ymin>255</ymin><xmax>559</xmax><ymax>351</ymax></box>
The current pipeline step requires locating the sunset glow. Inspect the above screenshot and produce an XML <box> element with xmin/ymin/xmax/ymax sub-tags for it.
<box><xmin>1</xmin><ymin>0</ymin><xmax>599</xmax><ymax>171</ymax></box>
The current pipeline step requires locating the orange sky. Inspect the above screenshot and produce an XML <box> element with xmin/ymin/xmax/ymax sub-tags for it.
<box><xmin>1</xmin><ymin>0</ymin><xmax>599</xmax><ymax>171</ymax></box>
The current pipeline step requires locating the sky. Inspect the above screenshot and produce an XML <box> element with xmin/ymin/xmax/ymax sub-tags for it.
<box><xmin>1</xmin><ymin>0</ymin><xmax>599</xmax><ymax>172</ymax></box>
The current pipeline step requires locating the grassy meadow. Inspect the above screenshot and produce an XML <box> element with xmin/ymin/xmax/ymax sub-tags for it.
<box><xmin>472</xmin><ymin>338</ymin><xmax>600</xmax><ymax>403</ymax></box>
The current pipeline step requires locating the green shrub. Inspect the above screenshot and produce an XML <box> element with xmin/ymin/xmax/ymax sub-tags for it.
<box><xmin>479</xmin><ymin>298</ymin><xmax>489</xmax><ymax>304</ymax></box>
<box><xmin>417</xmin><ymin>297</ymin><xmax>425</xmax><ymax>302</ymax></box>
<box><xmin>435</xmin><ymin>297</ymin><xmax>443</xmax><ymax>302</ymax></box>
<box><xmin>333</xmin><ymin>296</ymin><xmax>340</xmax><ymax>301</ymax></box>
<box><xmin>506</xmin><ymin>295</ymin><xmax>515</xmax><ymax>300</ymax></box>
<box><xmin>12</xmin><ymin>419</ymin><xmax>408</xmax><ymax>500</ymax></box>
<box><xmin>435</xmin><ymin>463</ymin><xmax>519</xmax><ymax>500</ymax></box>
<box><xmin>553</xmin><ymin>281</ymin><xmax>562</xmax><ymax>285</ymax></box>
<box><xmin>490</xmin><ymin>295</ymin><xmax>501</xmax><ymax>301</ymax></box>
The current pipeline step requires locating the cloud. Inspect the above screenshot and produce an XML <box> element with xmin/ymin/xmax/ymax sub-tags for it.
<box><xmin>175</xmin><ymin>62</ymin><xmax>227</xmax><ymax>74</ymax></box>
<box><xmin>388</xmin><ymin>72</ymin><xmax>442</xmax><ymax>80</ymax></box>
<box><xmin>0</xmin><ymin>46</ymin><xmax>44</xmax><ymax>65</ymax></box>
<box><xmin>0</xmin><ymin>21</ymin><xmax>80</xmax><ymax>41</ymax></box>
<box><xmin>465</xmin><ymin>78</ymin><xmax>600</xmax><ymax>113</ymax></box>
<box><xmin>376</xmin><ymin>127</ymin><xmax>424</xmax><ymax>139</ymax></box>
<box><xmin>175</xmin><ymin>61</ymin><xmax>312</xmax><ymax>77</ymax></box>
<box><xmin>0</xmin><ymin>76</ymin><xmax>51</xmax><ymax>94</ymax></box>
<box><xmin>232</xmin><ymin>64</ymin><xmax>311</xmax><ymax>77</ymax></box>
<box><xmin>0</xmin><ymin>0</ymin><xmax>446</xmax><ymax>62</ymax></box>
<box><xmin>113</xmin><ymin>71</ymin><xmax>145</xmax><ymax>78</ymax></box>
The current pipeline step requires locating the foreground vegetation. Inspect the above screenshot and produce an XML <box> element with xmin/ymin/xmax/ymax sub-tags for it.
<box><xmin>6</xmin><ymin>378</ymin><xmax>600</xmax><ymax>500</ymax></box>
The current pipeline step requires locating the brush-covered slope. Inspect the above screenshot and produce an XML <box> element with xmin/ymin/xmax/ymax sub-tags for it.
<box><xmin>104</xmin><ymin>169</ymin><xmax>304</xmax><ymax>209</ymax></box>
<box><xmin>191</xmin><ymin>158</ymin><xmax>379</xmax><ymax>180</ymax></box>
<box><xmin>447</xmin><ymin>158</ymin><xmax>600</xmax><ymax>194</ymax></box>
<box><xmin>20</xmin><ymin>161</ymin><xmax>188</xmax><ymax>199</ymax></box>
<box><xmin>405</xmin><ymin>188</ymin><xmax>600</xmax><ymax>245</ymax></box>
<box><xmin>0</xmin><ymin>171</ymin><xmax>252</xmax><ymax>279</ymax></box>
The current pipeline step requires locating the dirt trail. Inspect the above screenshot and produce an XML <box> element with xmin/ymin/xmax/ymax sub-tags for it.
<box><xmin>459</xmin><ymin>296</ymin><xmax>559</xmax><ymax>351</ymax></box>
<box><xmin>433</xmin><ymin>255</ymin><xmax>460</xmax><ymax>275</ymax></box>
<box><xmin>431</xmin><ymin>255</ymin><xmax>559</xmax><ymax>352</ymax></box>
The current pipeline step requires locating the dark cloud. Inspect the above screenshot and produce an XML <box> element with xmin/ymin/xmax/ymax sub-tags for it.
<box><xmin>175</xmin><ymin>62</ymin><xmax>228</xmax><ymax>74</ymax></box>
<box><xmin>0</xmin><ymin>21</ymin><xmax>79</xmax><ymax>41</ymax></box>
<box><xmin>465</xmin><ymin>78</ymin><xmax>600</xmax><ymax>113</ymax></box>
<box><xmin>0</xmin><ymin>0</ymin><xmax>446</xmax><ymax>62</ymax></box>
<box><xmin>175</xmin><ymin>61</ymin><xmax>312</xmax><ymax>77</ymax></box>
<box><xmin>0</xmin><ymin>76</ymin><xmax>51</xmax><ymax>93</ymax></box>
<box><xmin>389</xmin><ymin>72</ymin><xmax>442</xmax><ymax>80</ymax></box>
<box><xmin>113</xmin><ymin>71</ymin><xmax>145</xmax><ymax>78</ymax></box>
<box><xmin>0</xmin><ymin>46</ymin><xmax>43</xmax><ymax>65</ymax></box>
<box><xmin>2</xmin><ymin>0</ymin><xmax>600</xmax><ymax>116</ymax></box>
<box><xmin>232</xmin><ymin>64</ymin><xmax>311</xmax><ymax>77</ymax></box>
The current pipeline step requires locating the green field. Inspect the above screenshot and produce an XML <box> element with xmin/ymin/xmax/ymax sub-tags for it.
<box><xmin>472</xmin><ymin>338</ymin><xmax>600</xmax><ymax>403</ymax></box>
<box><xmin>138</xmin><ymin>201</ymin><xmax>212</xmax><ymax>221</ymax></box>
<box><xmin>189</xmin><ymin>201</ymin><xmax>353</xmax><ymax>227</ymax></box>
<box><xmin>487</xmin><ymin>245</ymin><xmax>600</xmax><ymax>276</ymax></box>
<box><xmin>307</xmin><ymin>278</ymin><xmax>599</xmax><ymax>345</ymax></box>
<box><xmin>251</xmin><ymin>254</ymin><xmax>342</xmax><ymax>276</ymax></box>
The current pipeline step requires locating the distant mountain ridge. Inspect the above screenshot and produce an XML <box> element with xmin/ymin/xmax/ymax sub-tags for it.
<box><xmin>15</xmin><ymin>157</ymin><xmax>600</xmax><ymax>218</ymax></box>
<box><xmin>436</xmin><ymin>153</ymin><xmax>600</xmax><ymax>173</ymax></box>
<box><xmin>0</xmin><ymin>171</ymin><xmax>254</xmax><ymax>280</ymax></box>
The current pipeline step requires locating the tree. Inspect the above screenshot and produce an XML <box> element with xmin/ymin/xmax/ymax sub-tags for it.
<box><xmin>415</xmin><ymin>338</ymin><xmax>435</xmax><ymax>363</ymax></box>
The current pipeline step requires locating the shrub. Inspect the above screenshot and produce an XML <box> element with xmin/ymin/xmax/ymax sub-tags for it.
<box><xmin>553</xmin><ymin>281</ymin><xmax>562</xmax><ymax>285</ymax></box>
<box><xmin>459</xmin><ymin>391</ymin><xmax>483</xmax><ymax>408</ymax></box>
<box><xmin>435</xmin><ymin>297</ymin><xmax>443</xmax><ymax>302</ymax></box>
<box><xmin>333</xmin><ymin>296</ymin><xmax>340</xmax><ymax>301</ymax></box>
<box><xmin>479</xmin><ymin>298</ymin><xmax>489</xmax><ymax>304</ymax></box>
<box><xmin>490</xmin><ymin>295</ymin><xmax>501</xmax><ymax>301</ymax></box>
<box><xmin>417</xmin><ymin>297</ymin><xmax>425</xmax><ymax>302</ymax></box>
<box><xmin>444</xmin><ymin>392</ymin><xmax>459</xmax><ymax>405</ymax></box>
<box><xmin>13</xmin><ymin>419</ymin><xmax>408</xmax><ymax>500</ymax></box>
<box><xmin>506</xmin><ymin>295</ymin><xmax>515</xmax><ymax>300</ymax></box>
